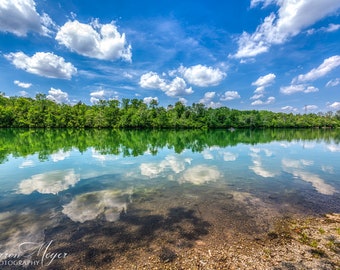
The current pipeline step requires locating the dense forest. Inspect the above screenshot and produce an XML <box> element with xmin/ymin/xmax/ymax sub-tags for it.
<box><xmin>1</xmin><ymin>94</ymin><xmax>340</xmax><ymax>128</ymax></box>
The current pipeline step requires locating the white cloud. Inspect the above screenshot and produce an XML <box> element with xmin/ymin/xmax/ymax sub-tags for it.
<box><xmin>18</xmin><ymin>169</ymin><xmax>80</xmax><ymax>195</ymax></box>
<box><xmin>139</xmin><ymin>72</ymin><xmax>166</xmax><ymax>89</ymax></box>
<box><xmin>250</xmin><ymin>0</ymin><xmax>276</xmax><ymax>8</ymax></box>
<box><xmin>252</xmin><ymin>73</ymin><xmax>276</xmax><ymax>88</ymax></box>
<box><xmin>293</xmin><ymin>55</ymin><xmax>340</xmax><ymax>83</ymax></box>
<box><xmin>305</xmin><ymin>105</ymin><xmax>318</xmax><ymax>111</ymax></box>
<box><xmin>308</xmin><ymin>23</ymin><xmax>340</xmax><ymax>35</ymax></box>
<box><xmin>220</xmin><ymin>91</ymin><xmax>241</xmax><ymax>101</ymax></box>
<box><xmin>328</xmin><ymin>102</ymin><xmax>340</xmax><ymax>110</ymax></box>
<box><xmin>179</xmin><ymin>165</ymin><xmax>221</xmax><ymax>185</ymax></box>
<box><xmin>0</xmin><ymin>0</ymin><xmax>55</xmax><ymax>36</ymax></box>
<box><xmin>165</xmin><ymin>77</ymin><xmax>193</xmax><ymax>97</ymax></box>
<box><xmin>250</xmin><ymin>74</ymin><xmax>275</xmax><ymax>103</ymax></box>
<box><xmin>199</xmin><ymin>91</ymin><xmax>215</xmax><ymax>103</ymax></box>
<box><xmin>326</xmin><ymin>78</ymin><xmax>340</xmax><ymax>87</ymax></box>
<box><xmin>19</xmin><ymin>91</ymin><xmax>29</xmax><ymax>97</ymax></box>
<box><xmin>5</xmin><ymin>52</ymin><xmax>77</xmax><ymax>79</ymax></box>
<box><xmin>281</xmin><ymin>105</ymin><xmax>298</xmax><ymax>112</ymax></box>
<box><xmin>139</xmin><ymin>72</ymin><xmax>193</xmax><ymax>97</ymax></box>
<box><xmin>178</xmin><ymin>97</ymin><xmax>188</xmax><ymax>105</ymax></box>
<box><xmin>280</xmin><ymin>84</ymin><xmax>319</xmax><ymax>95</ymax></box>
<box><xmin>178</xmin><ymin>64</ymin><xmax>226</xmax><ymax>87</ymax></box>
<box><xmin>46</xmin><ymin>88</ymin><xmax>70</xmax><ymax>104</ymax></box>
<box><xmin>324</xmin><ymin>23</ymin><xmax>340</xmax><ymax>32</ymax></box>
<box><xmin>250</xmin><ymin>93</ymin><xmax>265</xmax><ymax>100</ymax></box>
<box><xmin>251</xmin><ymin>96</ymin><xmax>275</xmax><ymax>106</ymax></box>
<box><xmin>143</xmin><ymin>96</ymin><xmax>158</xmax><ymax>104</ymax></box>
<box><xmin>233</xmin><ymin>0</ymin><xmax>340</xmax><ymax>58</ymax></box>
<box><xmin>90</xmin><ymin>89</ymin><xmax>118</xmax><ymax>104</ymax></box>
<box><xmin>56</xmin><ymin>19</ymin><xmax>132</xmax><ymax>62</ymax></box>
<box><xmin>14</xmin><ymin>80</ymin><xmax>32</xmax><ymax>89</ymax></box>
<box><xmin>198</xmin><ymin>91</ymin><xmax>222</xmax><ymax>108</ymax></box>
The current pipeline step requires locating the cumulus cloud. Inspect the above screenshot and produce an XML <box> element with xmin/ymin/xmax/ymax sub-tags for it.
<box><xmin>14</xmin><ymin>80</ymin><xmax>32</xmax><ymax>89</ymax></box>
<box><xmin>199</xmin><ymin>91</ymin><xmax>215</xmax><ymax>103</ymax></box>
<box><xmin>251</xmin><ymin>96</ymin><xmax>275</xmax><ymax>106</ymax></box>
<box><xmin>198</xmin><ymin>91</ymin><xmax>222</xmax><ymax>108</ymax></box>
<box><xmin>5</xmin><ymin>52</ymin><xmax>77</xmax><ymax>79</ymax></box>
<box><xmin>47</xmin><ymin>88</ymin><xmax>70</xmax><ymax>104</ymax></box>
<box><xmin>56</xmin><ymin>19</ymin><xmax>132</xmax><ymax>62</ymax></box>
<box><xmin>293</xmin><ymin>55</ymin><xmax>340</xmax><ymax>83</ymax></box>
<box><xmin>139</xmin><ymin>72</ymin><xmax>193</xmax><ymax>97</ymax></box>
<box><xmin>178</xmin><ymin>64</ymin><xmax>226</xmax><ymax>87</ymax></box>
<box><xmin>165</xmin><ymin>77</ymin><xmax>193</xmax><ymax>97</ymax></box>
<box><xmin>139</xmin><ymin>72</ymin><xmax>166</xmax><ymax>89</ymax></box>
<box><xmin>18</xmin><ymin>169</ymin><xmax>80</xmax><ymax>195</ymax></box>
<box><xmin>143</xmin><ymin>96</ymin><xmax>158</xmax><ymax>104</ymax></box>
<box><xmin>220</xmin><ymin>91</ymin><xmax>241</xmax><ymax>101</ymax></box>
<box><xmin>0</xmin><ymin>0</ymin><xmax>55</xmax><ymax>36</ymax></box>
<box><xmin>233</xmin><ymin>0</ymin><xmax>340</xmax><ymax>58</ymax></box>
<box><xmin>328</xmin><ymin>102</ymin><xmax>340</xmax><ymax>110</ymax></box>
<box><xmin>280</xmin><ymin>84</ymin><xmax>319</xmax><ymax>95</ymax></box>
<box><xmin>178</xmin><ymin>97</ymin><xmax>188</xmax><ymax>105</ymax></box>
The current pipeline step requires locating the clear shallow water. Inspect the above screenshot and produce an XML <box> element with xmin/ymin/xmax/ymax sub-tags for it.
<box><xmin>0</xmin><ymin>129</ymin><xmax>339</xmax><ymax>268</ymax></box>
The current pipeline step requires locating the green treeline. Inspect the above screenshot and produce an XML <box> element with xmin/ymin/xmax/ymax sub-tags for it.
<box><xmin>1</xmin><ymin>128</ymin><xmax>339</xmax><ymax>164</ymax></box>
<box><xmin>1</xmin><ymin>94</ymin><xmax>340</xmax><ymax>128</ymax></box>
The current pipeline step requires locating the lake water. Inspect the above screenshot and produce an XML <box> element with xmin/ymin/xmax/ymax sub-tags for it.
<box><xmin>0</xmin><ymin>128</ymin><xmax>339</xmax><ymax>269</ymax></box>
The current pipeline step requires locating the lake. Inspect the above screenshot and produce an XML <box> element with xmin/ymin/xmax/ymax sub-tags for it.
<box><xmin>0</xmin><ymin>128</ymin><xmax>339</xmax><ymax>269</ymax></box>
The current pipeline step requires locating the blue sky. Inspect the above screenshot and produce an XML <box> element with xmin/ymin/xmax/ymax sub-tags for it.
<box><xmin>1</xmin><ymin>0</ymin><xmax>340</xmax><ymax>113</ymax></box>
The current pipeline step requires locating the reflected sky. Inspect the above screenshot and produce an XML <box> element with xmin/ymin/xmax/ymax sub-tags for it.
<box><xmin>0</xmin><ymin>129</ymin><xmax>339</xmax><ymax>262</ymax></box>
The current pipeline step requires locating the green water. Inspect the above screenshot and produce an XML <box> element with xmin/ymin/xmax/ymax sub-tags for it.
<box><xmin>0</xmin><ymin>128</ymin><xmax>339</xmax><ymax>268</ymax></box>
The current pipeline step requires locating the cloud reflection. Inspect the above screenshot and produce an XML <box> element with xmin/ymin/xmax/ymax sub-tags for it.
<box><xmin>282</xmin><ymin>159</ymin><xmax>336</xmax><ymax>195</ymax></box>
<box><xmin>62</xmin><ymin>190</ymin><xmax>128</xmax><ymax>223</ymax></box>
<box><xmin>50</xmin><ymin>150</ymin><xmax>70</xmax><ymax>162</ymax></box>
<box><xmin>0</xmin><ymin>210</ymin><xmax>58</xmax><ymax>260</ymax></box>
<box><xmin>223</xmin><ymin>151</ymin><xmax>238</xmax><ymax>161</ymax></box>
<box><xmin>179</xmin><ymin>165</ymin><xmax>221</xmax><ymax>185</ymax></box>
<box><xmin>19</xmin><ymin>159</ymin><xmax>34</xmax><ymax>168</ymax></box>
<box><xmin>140</xmin><ymin>155</ymin><xmax>192</xmax><ymax>178</ymax></box>
<box><xmin>249</xmin><ymin>147</ymin><xmax>277</xmax><ymax>178</ymax></box>
<box><xmin>18</xmin><ymin>169</ymin><xmax>80</xmax><ymax>195</ymax></box>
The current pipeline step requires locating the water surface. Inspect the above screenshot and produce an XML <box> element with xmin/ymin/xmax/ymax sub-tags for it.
<box><xmin>0</xmin><ymin>129</ymin><xmax>339</xmax><ymax>269</ymax></box>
